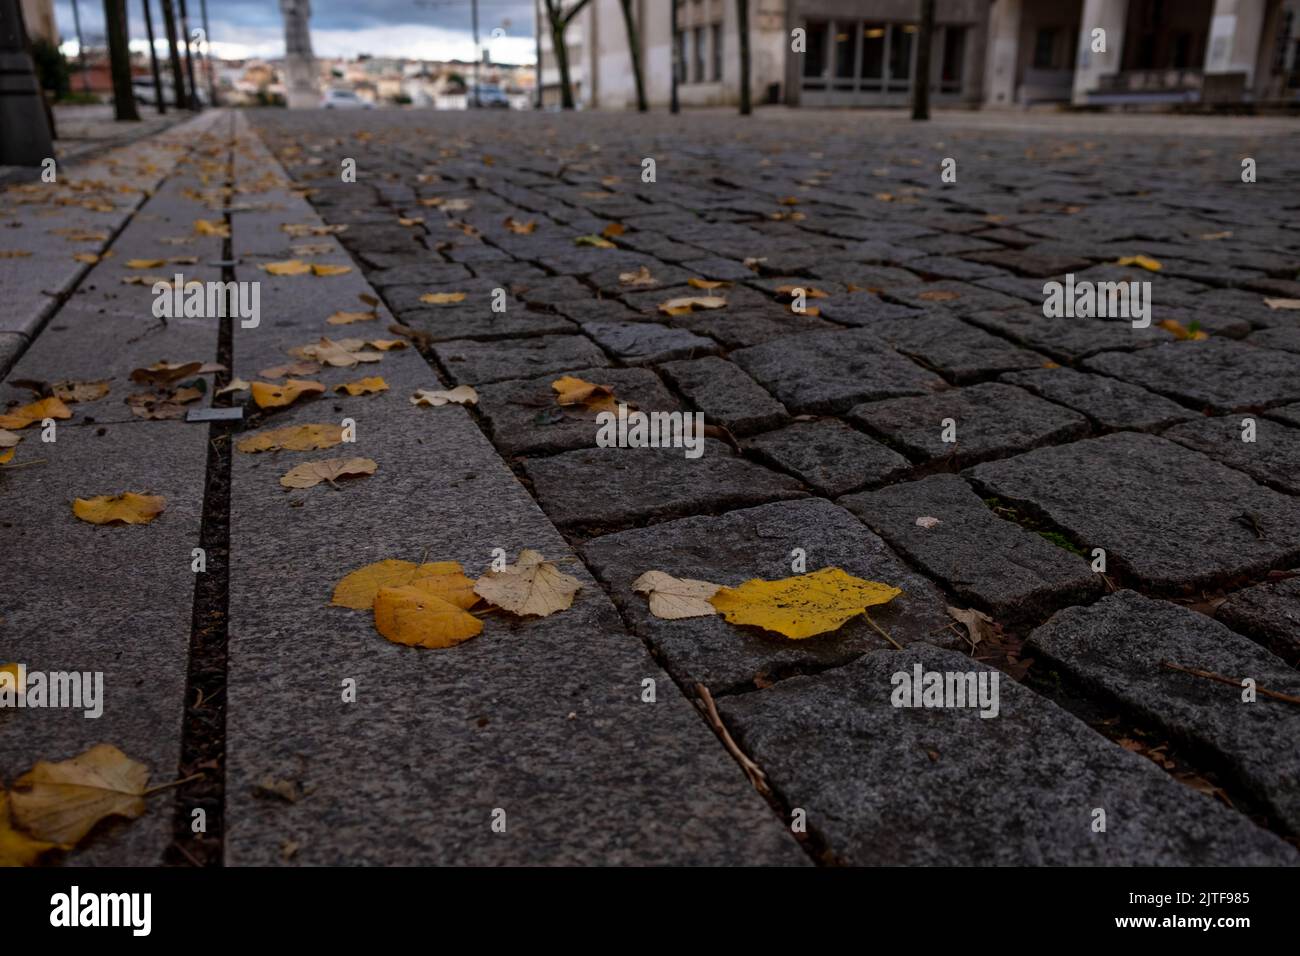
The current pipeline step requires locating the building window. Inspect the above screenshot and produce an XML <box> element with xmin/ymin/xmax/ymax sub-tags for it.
<box><xmin>941</xmin><ymin>26</ymin><xmax>966</xmax><ymax>92</ymax></box>
<box><xmin>803</xmin><ymin>20</ymin><xmax>828</xmax><ymax>87</ymax></box>
<box><xmin>1033</xmin><ymin>28</ymin><xmax>1058</xmax><ymax>69</ymax></box>
<box><xmin>860</xmin><ymin>23</ymin><xmax>885</xmax><ymax>88</ymax></box>
<box><xmin>833</xmin><ymin>24</ymin><xmax>856</xmax><ymax>86</ymax></box>
<box><xmin>888</xmin><ymin>24</ymin><xmax>915</xmax><ymax>91</ymax></box>
<box><xmin>711</xmin><ymin>23</ymin><xmax>722</xmax><ymax>81</ymax></box>
<box><xmin>693</xmin><ymin>26</ymin><xmax>704</xmax><ymax>82</ymax></box>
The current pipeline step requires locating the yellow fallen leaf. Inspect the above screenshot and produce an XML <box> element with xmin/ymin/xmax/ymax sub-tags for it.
<box><xmin>326</xmin><ymin>310</ymin><xmax>377</xmax><ymax>325</ymax></box>
<box><xmin>574</xmin><ymin>234</ymin><xmax>616</xmax><ymax>249</ymax></box>
<box><xmin>367</xmin><ymin>339</ymin><xmax>406</xmax><ymax>351</ymax></box>
<box><xmin>1116</xmin><ymin>254</ymin><xmax>1162</xmax><ymax>272</ymax></box>
<box><xmin>261</xmin><ymin>259</ymin><xmax>312</xmax><ymax>276</ymax></box>
<box><xmin>250</xmin><ymin>379</ymin><xmax>325</xmax><ymax>409</ymax></box>
<box><xmin>419</xmin><ymin>291</ymin><xmax>467</xmax><ymax>305</ymax></box>
<box><xmin>128</xmin><ymin>360</ymin><xmax>219</xmax><ymax>385</ymax></box>
<box><xmin>312</xmin><ymin>263</ymin><xmax>352</xmax><ymax>277</ymax></box>
<box><xmin>1157</xmin><ymin>319</ymin><xmax>1208</xmax><ymax>341</ymax></box>
<box><xmin>658</xmin><ymin>295</ymin><xmax>727</xmax><ymax>316</ymax></box>
<box><xmin>193</xmin><ymin>219</ymin><xmax>230</xmax><ymax>237</ymax></box>
<box><xmin>688</xmin><ymin>277</ymin><xmax>731</xmax><ymax>290</ymax></box>
<box><xmin>473</xmin><ymin>549</ymin><xmax>581</xmax><ymax>618</ymax></box>
<box><xmin>373</xmin><ymin>586</ymin><xmax>483</xmax><ymax>649</ymax></box>
<box><xmin>633</xmin><ymin>570</ymin><xmax>721</xmax><ymax>620</ymax></box>
<box><xmin>10</xmin><ymin>744</ymin><xmax>150</xmax><ymax>847</ymax></box>
<box><xmin>332</xmin><ymin>559</ymin><xmax>478</xmax><ymax>610</ymax></box>
<box><xmin>504</xmin><ymin>217</ymin><xmax>536</xmax><ymax>234</ymax></box>
<box><xmin>709</xmin><ymin>567</ymin><xmax>901</xmax><ymax>640</ymax></box>
<box><xmin>918</xmin><ymin>290</ymin><xmax>960</xmax><ymax>302</ymax></box>
<box><xmin>291</xmin><ymin>337</ymin><xmax>383</xmax><ymax>367</ymax></box>
<box><xmin>0</xmin><ymin>791</ymin><xmax>58</xmax><ymax>867</ymax></box>
<box><xmin>0</xmin><ymin>396</ymin><xmax>72</xmax><ymax>430</ymax></box>
<box><xmin>619</xmin><ymin>265</ymin><xmax>656</xmax><ymax>287</ymax></box>
<box><xmin>398</xmin><ymin>217</ymin><xmax>423</xmax><ymax>226</ymax></box>
<box><xmin>418</xmin><ymin>197</ymin><xmax>445</xmax><ymax>207</ymax></box>
<box><xmin>778</xmin><ymin>196</ymin><xmax>801</xmax><ymax>206</ymax></box>
<box><xmin>336</xmin><ymin>376</ymin><xmax>388</xmax><ymax>396</ymax></box>
<box><xmin>602</xmin><ymin>222</ymin><xmax>626</xmax><ymax>238</ymax></box>
<box><xmin>72</xmin><ymin>492</ymin><xmax>166</xmax><ymax>526</ymax></box>
<box><xmin>551</xmin><ymin>375</ymin><xmax>616</xmax><ymax>413</ymax></box>
<box><xmin>279</xmin><ymin>457</ymin><xmax>377</xmax><ymax>489</ymax></box>
<box><xmin>1199</xmin><ymin>231</ymin><xmax>1233</xmax><ymax>241</ymax></box>
<box><xmin>125</xmin><ymin>258</ymin><xmax>166</xmax><ymax>269</ymax></box>
<box><xmin>236</xmin><ymin>423</ymin><xmax>345</xmax><ymax>453</ymax></box>
<box><xmin>72</xmin><ymin>252</ymin><xmax>102</xmax><ymax>264</ymax></box>
<box><xmin>0</xmin><ymin>250</ymin><xmax>33</xmax><ymax>259</ymax></box>
<box><xmin>0</xmin><ymin>447</ymin><xmax>15</xmax><ymax>465</ymax></box>
<box><xmin>411</xmin><ymin>385</ymin><xmax>478</xmax><ymax>406</ymax></box>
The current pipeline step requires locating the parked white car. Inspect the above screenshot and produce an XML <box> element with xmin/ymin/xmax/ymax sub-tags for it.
<box><xmin>468</xmin><ymin>84</ymin><xmax>511</xmax><ymax>108</ymax></box>
<box><xmin>321</xmin><ymin>89</ymin><xmax>372</xmax><ymax>109</ymax></box>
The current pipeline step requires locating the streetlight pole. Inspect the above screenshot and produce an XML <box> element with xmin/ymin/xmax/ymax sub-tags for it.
<box><xmin>471</xmin><ymin>0</ymin><xmax>479</xmax><ymax>107</ymax></box>
<box><xmin>142</xmin><ymin>0</ymin><xmax>166</xmax><ymax>113</ymax></box>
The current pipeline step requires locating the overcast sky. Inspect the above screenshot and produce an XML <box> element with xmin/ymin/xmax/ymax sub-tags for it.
<box><xmin>54</xmin><ymin>0</ymin><xmax>539</xmax><ymax>62</ymax></box>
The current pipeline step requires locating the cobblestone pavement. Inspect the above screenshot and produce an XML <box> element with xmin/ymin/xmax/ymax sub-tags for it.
<box><xmin>1</xmin><ymin>107</ymin><xmax>1299</xmax><ymax>866</ymax></box>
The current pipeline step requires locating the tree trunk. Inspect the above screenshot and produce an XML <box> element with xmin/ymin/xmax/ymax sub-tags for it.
<box><xmin>550</xmin><ymin>14</ymin><xmax>573</xmax><ymax>109</ymax></box>
<box><xmin>200</xmin><ymin>0</ymin><xmax>216</xmax><ymax>105</ymax></box>
<box><xmin>103</xmin><ymin>0</ymin><xmax>140</xmax><ymax>120</ymax></box>
<box><xmin>160</xmin><ymin>0</ymin><xmax>185</xmax><ymax>110</ymax></box>
<box><xmin>618</xmin><ymin>0</ymin><xmax>647</xmax><ymax>111</ymax></box>
<box><xmin>178</xmin><ymin>0</ymin><xmax>199</xmax><ymax>108</ymax></box>
<box><xmin>912</xmin><ymin>0</ymin><xmax>934</xmax><ymax>121</ymax></box>
<box><xmin>736</xmin><ymin>0</ymin><xmax>750</xmax><ymax>115</ymax></box>
<box><xmin>141</xmin><ymin>0</ymin><xmax>166</xmax><ymax>113</ymax></box>
<box><xmin>669</xmin><ymin>0</ymin><xmax>678</xmax><ymax>113</ymax></box>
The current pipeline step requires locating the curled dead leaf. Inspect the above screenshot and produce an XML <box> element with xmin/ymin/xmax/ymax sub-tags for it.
<box><xmin>251</xmin><ymin>379</ymin><xmax>326</xmax><ymax>409</ymax></box>
<box><xmin>72</xmin><ymin>492</ymin><xmax>166</xmax><ymax>525</ymax></box>
<box><xmin>420</xmin><ymin>291</ymin><xmax>467</xmax><ymax>305</ymax></box>
<box><xmin>279</xmin><ymin>457</ymin><xmax>377</xmax><ymax>489</ymax></box>
<box><xmin>657</xmin><ymin>295</ymin><xmax>727</xmax><ymax>316</ymax></box>
<box><xmin>10</xmin><ymin>743</ymin><xmax>150</xmax><ymax>847</ymax></box>
<box><xmin>411</xmin><ymin>385</ymin><xmax>478</xmax><ymax>406</ymax></box>
<box><xmin>0</xmin><ymin>396</ymin><xmax>72</xmax><ymax>429</ymax></box>
<box><xmin>336</xmin><ymin>376</ymin><xmax>388</xmax><ymax>396</ymax></box>
<box><xmin>633</xmin><ymin>570</ymin><xmax>721</xmax><ymax>620</ymax></box>
<box><xmin>473</xmin><ymin>549</ymin><xmax>581</xmax><ymax>618</ymax></box>
<box><xmin>551</xmin><ymin>375</ymin><xmax>616</xmax><ymax>413</ymax></box>
<box><xmin>236</xmin><ymin>423</ymin><xmax>345</xmax><ymax>453</ymax></box>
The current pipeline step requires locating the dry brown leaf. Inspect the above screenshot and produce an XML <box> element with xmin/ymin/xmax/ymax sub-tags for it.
<box><xmin>775</xmin><ymin>284</ymin><xmax>829</xmax><ymax>300</ymax></box>
<box><xmin>261</xmin><ymin>259</ymin><xmax>312</xmax><ymax>276</ymax></box>
<box><xmin>1116</xmin><ymin>254</ymin><xmax>1162</xmax><ymax>272</ymax></box>
<box><xmin>0</xmin><ymin>791</ymin><xmax>58</xmax><ymax>866</ymax></box>
<box><xmin>236</xmin><ymin>423</ymin><xmax>345</xmax><ymax>453</ymax></box>
<box><xmin>125</xmin><ymin>386</ymin><xmax>202</xmax><ymax>419</ymax></box>
<box><xmin>1157</xmin><ymin>319</ymin><xmax>1209</xmax><ymax>342</ymax></box>
<box><xmin>504</xmin><ymin>217</ymin><xmax>536</xmax><ymax>234</ymax></box>
<box><xmin>72</xmin><ymin>492</ymin><xmax>166</xmax><ymax>525</ymax></box>
<box><xmin>336</xmin><ymin>376</ymin><xmax>388</xmax><ymax>396</ymax></box>
<box><xmin>124</xmin><ymin>258</ymin><xmax>166</xmax><ymax>269</ymax></box>
<box><xmin>657</xmin><ymin>295</ymin><xmax>726</xmax><ymax>316</ymax></box>
<box><xmin>216</xmin><ymin>378</ymin><xmax>251</xmax><ymax>396</ymax></box>
<box><xmin>10</xmin><ymin>744</ymin><xmax>150</xmax><ymax>846</ymax></box>
<box><xmin>947</xmin><ymin>606</ymin><xmax>996</xmax><ymax>650</ymax></box>
<box><xmin>312</xmin><ymin>263</ymin><xmax>352</xmax><ymax>277</ymax></box>
<box><xmin>128</xmin><ymin>361</ymin><xmax>213</xmax><ymax>386</ymax></box>
<box><xmin>326</xmin><ymin>310</ymin><xmax>377</xmax><ymax>325</ymax></box>
<box><xmin>367</xmin><ymin>339</ymin><xmax>406</xmax><ymax>351</ymax></box>
<box><xmin>50</xmin><ymin>380</ymin><xmax>111</xmax><ymax>403</ymax></box>
<box><xmin>260</xmin><ymin>361</ymin><xmax>320</xmax><ymax>378</ymax></box>
<box><xmin>601</xmin><ymin>222</ymin><xmax>626</xmax><ymax>238</ymax></box>
<box><xmin>551</xmin><ymin>375</ymin><xmax>616</xmax><ymax>413</ymax></box>
<box><xmin>633</xmin><ymin>570</ymin><xmax>721</xmax><ymax>620</ymax></box>
<box><xmin>473</xmin><ymin>549</ymin><xmax>581</xmax><ymax>618</ymax></box>
<box><xmin>688</xmin><ymin>277</ymin><xmax>731</xmax><ymax>290</ymax></box>
<box><xmin>419</xmin><ymin>291</ymin><xmax>466</xmax><ymax>305</ymax></box>
<box><xmin>917</xmin><ymin>289</ymin><xmax>960</xmax><ymax>302</ymax></box>
<box><xmin>194</xmin><ymin>218</ymin><xmax>230</xmax><ymax>237</ymax></box>
<box><xmin>410</xmin><ymin>385</ymin><xmax>478</xmax><ymax>406</ymax></box>
<box><xmin>279</xmin><ymin>457</ymin><xmax>376</xmax><ymax>489</ymax></box>
<box><xmin>1264</xmin><ymin>298</ymin><xmax>1300</xmax><ymax>311</ymax></box>
<box><xmin>251</xmin><ymin>379</ymin><xmax>325</xmax><ymax>409</ymax></box>
<box><xmin>291</xmin><ymin>338</ymin><xmax>383</xmax><ymax>367</ymax></box>
<box><xmin>619</xmin><ymin>265</ymin><xmax>656</xmax><ymax>287</ymax></box>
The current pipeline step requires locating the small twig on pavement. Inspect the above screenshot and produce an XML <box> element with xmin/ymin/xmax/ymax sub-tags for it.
<box><xmin>694</xmin><ymin>682</ymin><xmax>769</xmax><ymax>796</ymax></box>
<box><xmin>863</xmin><ymin>610</ymin><xmax>903</xmax><ymax>650</ymax></box>
<box><xmin>1161</xmin><ymin>661</ymin><xmax>1300</xmax><ymax>706</ymax></box>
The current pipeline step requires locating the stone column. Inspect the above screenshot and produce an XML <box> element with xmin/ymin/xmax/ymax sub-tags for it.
<box><xmin>1071</xmin><ymin>0</ymin><xmax>1128</xmax><ymax>104</ymax></box>
<box><xmin>1205</xmin><ymin>0</ymin><xmax>1269</xmax><ymax>85</ymax></box>
<box><xmin>984</xmin><ymin>0</ymin><xmax>1022</xmax><ymax>107</ymax></box>
<box><xmin>280</xmin><ymin>0</ymin><xmax>320</xmax><ymax>108</ymax></box>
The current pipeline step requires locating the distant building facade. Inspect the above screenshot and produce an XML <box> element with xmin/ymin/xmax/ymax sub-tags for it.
<box><xmin>538</xmin><ymin>0</ymin><xmax>1300</xmax><ymax>109</ymax></box>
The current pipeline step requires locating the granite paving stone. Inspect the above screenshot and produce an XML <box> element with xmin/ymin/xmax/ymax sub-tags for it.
<box><xmin>1162</xmin><ymin>414</ymin><xmax>1300</xmax><ymax>494</ymax></box>
<box><xmin>580</xmin><ymin>320</ymin><xmax>718</xmax><ymax>365</ymax></box>
<box><xmin>733</xmin><ymin>329</ymin><xmax>947</xmax><ymax>415</ymax></box>
<box><xmin>1000</xmin><ymin>366</ymin><xmax>1196</xmax><ymax>432</ymax></box>
<box><xmin>841</xmin><ymin>474</ymin><xmax>1102</xmax><ymax>621</ymax></box>
<box><xmin>434</xmin><ymin>333</ymin><xmax>610</xmax><ymax>384</ymax></box>
<box><xmin>849</xmin><ymin>382</ymin><xmax>1090</xmax><ymax>466</ymax></box>
<box><xmin>1027</xmin><ymin>592</ymin><xmax>1300</xmax><ymax>834</ymax></box>
<box><xmin>968</xmin><ymin>432</ymin><xmax>1300</xmax><ymax>591</ymax></box>
<box><xmin>1216</xmin><ymin>576</ymin><xmax>1300</xmax><ymax>667</ymax></box>
<box><xmin>658</xmin><ymin>356</ymin><xmax>788</xmax><ymax>435</ymax></box>
<box><xmin>872</xmin><ymin>314</ymin><xmax>1049</xmax><ymax>383</ymax></box>
<box><xmin>717</xmin><ymin>644</ymin><xmax>1294</xmax><ymax>865</ymax></box>
<box><xmin>745</xmin><ymin>419</ymin><xmax>910</xmax><ymax>496</ymax></box>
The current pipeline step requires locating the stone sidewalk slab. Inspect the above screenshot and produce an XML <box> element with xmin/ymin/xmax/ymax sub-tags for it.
<box><xmin>1028</xmin><ymin>592</ymin><xmax>1300</xmax><ymax>834</ymax></box>
<box><xmin>849</xmin><ymin>382</ymin><xmax>1090</xmax><ymax>467</ymax></box>
<box><xmin>718</xmin><ymin>644</ymin><xmax>1295</xmax><ymax>865</ymax></box>
<box><xmin>524</xmin><ymin>440</ymin><xmax>805</xmax><ymax>531</ymax></box>
<box><xmin>841</xmin><ymin>474</ymin><xmax>1102</xmax><ymax>622</ymax></box>
<box><xmin>1084</xmin><ymin>339</ymin><xmax>1300</xmax><ymax>413</ymax></box>
<box><xmin>733</xmin><ymin>329</ymin><xmax>947</xmax><ymax>415</ymax></box>
<box><xmin>1216</xmin><ymin>576</ymin><xmax>1300</xmax><ymax>667</ymax></box>
<box><xmin>581</xmin><ymin>499</ymin><xmax>954</xmax><ymax>695</ymax></box>
<box><xmin>745</xmin><ymin>419</ymin><xmax>910</xmax><ymax>497</ymax></box>
<box><xmin>969</xmin><ymin>432</ymin><xmax>1300</xmax><ymax>591</ymax></box>
<box><xmin>1000</xmin><ymin>366</ymin><xmax>1195</xmax><ymax>433</ymax></box>
<box><xmin>659</xmin><ymin>356</ymin><xmax>789</xmax><ymax>436</ymax></box>
<box><xmin>1162</xmin><ymin>415</ymin><xmax>1300</xmax><ymax>495</ymax></box>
